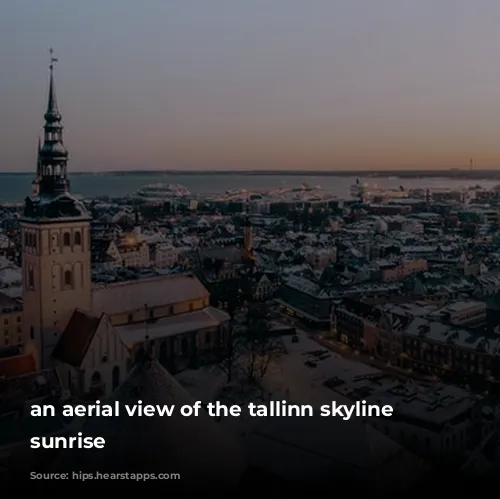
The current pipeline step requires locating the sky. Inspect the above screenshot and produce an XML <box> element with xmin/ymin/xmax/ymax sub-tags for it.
<box><xmin>2</xmin><ymin>0</ymin><xmax>500</xmax><ymax>172</ymax></box>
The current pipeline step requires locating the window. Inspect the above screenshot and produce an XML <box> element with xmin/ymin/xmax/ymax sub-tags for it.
<box><xmin>91</xmin><ymin>372</ymin><xmax>102</xmax><ymax>386</ymax></box>
<box><xmin>16</xmin><ymin>316</ymin><xmax>21</xmax><ymax>323</ymax></box>
<box><xmin>28</xmin><ymin>269</ymin><xmax>34</xmax><ymax>288</ymax></box>
<box><xmin>181</xmin><ymin>337</ymin><xmax>188</xmax><ymax>356</ymax></box>
<box><xmin>112</xmin><ymin>366</ymin><xmax>120</xmax><ymax>391</ymax></box>
<box><xmin>64</xmin><ymin>269</ymin><xmax>72</xmax><ymax>287</ymax></box>
<box><xmin>63</xmin><ymin>232</ymin><xmax>71</xmax><ymax>246</ymax></box>
<box><xmin>30</xmin><ymin>326</ymin><xmax>34</xmax><ymax>339</ymax></box>
<box><xmin>74</xmin><ymin>231</ymin><xmax>82</xmax><ymax>245</ymax></box>
<box><xmin>128</xmin><ymin>314</ymin><xmax>133</xmax><ymax>323</ymax></box>
<box><xmin>3</xmin><ymin>319</ymin><xmax>8</xmax><ymax>326</ymax></box>
<box><xmin>149</xmin><ymin>309</ymin><xmax>154</xmax><ymax>319</ymax></box>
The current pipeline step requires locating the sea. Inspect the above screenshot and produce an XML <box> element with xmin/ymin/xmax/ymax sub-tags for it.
<box><xmin>1</xmin><ymin>172</ymin><xmax>499</xmax><ymax>203</ymax></box>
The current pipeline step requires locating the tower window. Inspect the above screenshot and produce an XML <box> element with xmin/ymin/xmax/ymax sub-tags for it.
<box><xmin>63</xmin><ymin>232</ymin><xmax>71</xmax><ymax>246</ymax></box>
<box><xmin>64</xmin><ymin>269</ymin><xmax>73</xmax><ymax>287</ymax></box>
<box><xmin>74</xmin><ymin>232</ymin><xmax>82</xmax><ymax>245</ymax></box>
<box><xmin>28</xmin><ymin>269</ymin><xmax>34</xmax><ymax>288</ymax></box>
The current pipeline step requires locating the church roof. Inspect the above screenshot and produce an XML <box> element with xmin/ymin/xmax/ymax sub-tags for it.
<box><xmin>117</xmin><ymin>306</ymin><xmax>229</xmax><ymax>345</ymax></box>
<box><xmin>92</xmin><ymin>274</ymin><xmax>209</xmax><ymax>316</ymax></box>
<box><xmin>50</xmin><ymin>355</ymin><xmax>248</xmax><ymax>484</ymax></box>
<box><xmin>52</xmin><ymin>309</ymin><xmax>102</xmax><ymax>368</ymax></box>
<box><xmin>22</xmin><ymin>193</ymin><xmax>90</xmax><ymax>222</ymax></box>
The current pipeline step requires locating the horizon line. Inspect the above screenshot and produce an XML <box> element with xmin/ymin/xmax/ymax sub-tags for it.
<box><xmin>1</xmin><ymin>168</ymin><xmax>499</xmax><ymax>175</ymax></box>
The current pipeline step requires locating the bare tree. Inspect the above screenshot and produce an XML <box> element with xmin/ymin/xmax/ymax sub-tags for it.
<box><xmin>240</xmin><ymin>302</ymin><xmax>281</xmax><ymax>384</ymax></box>
<box><xmin>211</xmin><ymin>325</ymin><xmax>243</xmax><ymax>384</ymax></box>
<box><xmin>204</xmin><ymin>302</ymin><xmax>281</xmax><ymax>385</ymax></box>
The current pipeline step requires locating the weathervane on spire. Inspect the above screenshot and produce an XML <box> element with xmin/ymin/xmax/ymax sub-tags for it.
<box><xmin>49</xmin><ymin>47</ymin><xmax>58</xmax><ymax>71</ymax></box>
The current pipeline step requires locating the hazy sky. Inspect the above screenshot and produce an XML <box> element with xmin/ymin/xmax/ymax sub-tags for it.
<box><xmin>2</xmin><ymin>0</ymin><xmax>500</xmax><ymax>172</ymax></box>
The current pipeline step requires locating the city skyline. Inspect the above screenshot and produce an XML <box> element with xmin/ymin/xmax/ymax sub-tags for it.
<box><xmin>3</xmin><ymin>1</ymin><xmax>500</xmax><ymax>172</ymax></box>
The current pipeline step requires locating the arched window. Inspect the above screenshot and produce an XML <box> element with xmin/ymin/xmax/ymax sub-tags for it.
<box><xmin>90</xmin><ymin>371</ymin><xmax>104</xmax><ymax>396</ymax></box>
<box><xmin>64</xmin><ymin>269</ymin><xmax>72</xmax><ymax>287</ymax></box>
<box><xmin>74</xmin><ymin>232</ymin><xmax>82</xmax><ymax>245</ymax></box>
<box><xmin>63</xmin><ymin>232</ymin><xmax>71</xmax><ymax>246</ymax></box>
<box><xmin>112</xmin><ymin>366</ymin><xmax>120</xmax><ymax>391</ymax></box>
<box><xmin>91</xmin><ymin>371</ymin><xmax>101</xmax><ymax>385</ymax></box>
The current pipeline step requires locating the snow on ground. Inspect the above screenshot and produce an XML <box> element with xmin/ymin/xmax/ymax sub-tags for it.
<box><xmin>261</xmin><ymin>331</ymin><xmax>380</xmax><ymax>407</ymax></box>
<box><xmin>176</xmin><ymin>329</ymin><xmax>380</xmax><ymax>410</ymax></box>
<box><xmin>175</xmin><ymin>331</ymin><xmax>414</xmax><ymax>465</ymax></box>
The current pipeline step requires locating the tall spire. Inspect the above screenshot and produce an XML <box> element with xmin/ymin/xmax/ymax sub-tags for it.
<box><xmin>36</xmin><ymin>48</ymin><xmax>70</xmax><ymax>196</ymax></box>
<box><xmin>44</xmin><ymin>48</ymin><xmax>61</xmax><ymax>123</ymax></box>
<box><xmin>23</xmin><ymin>49</ymin><xmax>89</xmax><ymax>221</ymax></box>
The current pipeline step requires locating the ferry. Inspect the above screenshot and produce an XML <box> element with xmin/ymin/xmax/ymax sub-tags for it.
<box><xmin>349</xmin><ymin>179</ymin><xmax>407</xmax><ymax>200</ymax></box>
<box><xmin>134</xmin><ymin>183</ymin><xmax>191</xmax><ymax>203</ymax></box>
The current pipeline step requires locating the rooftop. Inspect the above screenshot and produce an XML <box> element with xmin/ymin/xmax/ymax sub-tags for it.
<box><xmin>92</xmin><ymin>273</ymin><xmax>209</xmax><ymax>316</ymax></box>
<box><xmin>117</xmin><ymin>306</ymin><xmax>230</xmax><ymax>345</ymax></box>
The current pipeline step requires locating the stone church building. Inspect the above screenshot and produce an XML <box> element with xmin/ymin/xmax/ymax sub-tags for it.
<box><xmin>21</xmin><ymin>59</ymin><xmax>229</xmax><ymax>398</ymax></box>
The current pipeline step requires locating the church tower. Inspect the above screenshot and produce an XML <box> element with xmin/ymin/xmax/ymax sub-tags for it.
<box><xmin>243</xmin><ymin>216</ymin><xmax>253</xmax><ymax>254</ymax></box>
<box><xmin>21</xmin><ymin>52</ymin><xmax>92</xmax><ymax>368</ymax></box>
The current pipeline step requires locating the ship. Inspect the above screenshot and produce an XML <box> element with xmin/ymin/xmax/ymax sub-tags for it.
<box><xmin>349</xmin><ymin>178</ymin><xmax>407</xmax><ymax>200</ymax></box>
<box><xmin>134</xmin><ymin>183</ymin><xmax>191</xmax><ymax>203</ymax></box>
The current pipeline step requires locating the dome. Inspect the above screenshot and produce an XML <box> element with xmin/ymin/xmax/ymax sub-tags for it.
<box><xmin>49</xmin><ymin>355</ymin><xmax>247</xmax><ymax>485</ymax></box>
<box><xmin>374</xmin><ymin>218</ymin><xmax>388</xmax><ymax>234</ymax></box>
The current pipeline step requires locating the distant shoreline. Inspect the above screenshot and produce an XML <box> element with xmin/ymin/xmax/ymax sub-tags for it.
<box><xmin>2</xmin><ymin>169</ymin><xmax>500</xmax><ymax>180</ymax></box>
